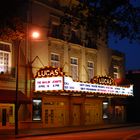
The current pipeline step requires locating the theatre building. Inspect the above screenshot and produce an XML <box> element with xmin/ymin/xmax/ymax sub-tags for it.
<box><xmin>0</xmin><ymin>0</ymin><xmax>133</xmax><ymax>129</ymax></box>
<box><xmin>30</xmin><ymin>66</ymin><xmax>133</xmax><ymax>129</ymax></box>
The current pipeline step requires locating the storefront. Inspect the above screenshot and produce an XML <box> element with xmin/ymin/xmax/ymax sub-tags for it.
<box><xmin>0</xmin><ymin>104</ymin><xmax>14</xmax><ymax>129</ymax></box>
<box><xmin>31</xmin><ymin>66</ymin><xmax>133</xmax><ymax>128</ymax></box>
<box><xmin>0</xmin><ymin>90</ymin><xmax>31</xmax><ymax>129</ymax></box>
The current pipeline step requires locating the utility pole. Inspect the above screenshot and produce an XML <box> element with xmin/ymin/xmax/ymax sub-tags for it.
<box><xmin>15</xmin><ymin>40</ymin><xmax>20</xmax><ymax>135</ymax></box>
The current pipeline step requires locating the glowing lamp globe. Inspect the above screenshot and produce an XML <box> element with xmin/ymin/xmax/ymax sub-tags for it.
<box><xmin>32</xmin><ymin>31</ymin><xmax>40</xmax><ymax>39</ymax></box>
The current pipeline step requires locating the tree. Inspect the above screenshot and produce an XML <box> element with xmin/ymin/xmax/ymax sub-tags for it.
<box><xmin>0</xmin><ymin>0</ymin><xmax>27</xmax><ymax>41</ymax></box>
<box><xmin>60</xmin><ymin>0</ymin><xmax>140</xmax><ymax>43</ymax></box>
<box><xmin>0</xmin><ymin>0</ymin><xmax>139</xmax><ymax>44</ymax></box>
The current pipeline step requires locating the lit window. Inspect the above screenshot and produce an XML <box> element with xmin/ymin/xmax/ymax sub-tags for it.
<box><xmin>51</xmin><ymin>53</ymin><xmax>60</xmax><ymax>67</ymax></box>
<box><xmin>70</xmin><ymin>57</ymin><xmax>78</xmax><ymax>80</ymax></box>
<box><xmin>87</xmin><ymin>61</ymin><xmax>94</xmax><ymax>81</ymax></box>
<box><xmin>113</xmin><ymin>66</ymin><xmax>119</xmax><ymax>79</ymax></box>
<box><xmin>0</xmin><ymin>42</ymin><xmax>11</xmax><ymax>74</ymax></box>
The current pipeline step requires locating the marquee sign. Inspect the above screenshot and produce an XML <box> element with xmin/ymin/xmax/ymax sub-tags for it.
<box><xmin>35</xmin><ymin>76</ymin><xmax>133</xmax><ymax>96</ymax></box>
<box><xmin>35</xmin><ymin>77</ymin><xmax>63</xmax><ymax>91</ymax></box>
<box><xmin>34</xmin><ymin>67</ymin><xmax>133</xmax><ymax>96</ymax></box>
<box><xmin>64</xmin><ymin>77</ymin><xmax>133</xmax><ymax>96</ymax></box>
<box><xmin>35</xmin><ymin>66</ymin><xmax>64</xmax><ymax>78</ymax></box>
<box><xmin>91</xmin><ymin>76</ymin><xmax>116</xmax><ymax>85</ymax></box>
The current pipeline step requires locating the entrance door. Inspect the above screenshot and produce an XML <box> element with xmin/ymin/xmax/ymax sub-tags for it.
<box><xmin>2</xmin><ymin>109</ymin><xmax>6</xmax><ymax>126</ymax></box>
<box><xmin>57</xmin><ymin>109</ymin><xmax>65</xmax><ymax>127</ymax></box>
<box><xmin>73</xmin><ymin>104</ymin><xmax>81</xmax><ymax>126</ymax></box>
<box><xmin>44</xmin><ymin>109</ymin><xmax>55</xmax><ymax>127</ymax></box>
<box><xmin>85</xmin><ymin>108</ymin><xmax>95</xmax><ymax>125</ymax></box>
<box><xmin>115</xmin><ymin>106</ymin><xmax>124</xmax><ymax>122</ymax></box>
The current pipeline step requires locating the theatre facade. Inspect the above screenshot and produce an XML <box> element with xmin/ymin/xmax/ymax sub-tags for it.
<box><xmin>0</xmin><ymin>0</ymin><xmax>133</xmax><ymax>130</ymax></box>
<box><xmin>26</xmin><ymin>66</ymin><xmax>133</xmax><ymax>129</ymax></box>
<box><xmin>0</xmin><ymin>39</ymin><xmax>133</xmax><ymax>130</ymax></box>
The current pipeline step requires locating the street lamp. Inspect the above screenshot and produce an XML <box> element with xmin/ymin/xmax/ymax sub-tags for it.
<box><xmin>15</xmin><ymin>31</ymin><xmax>40</xmax><ymax>135</ymax></box>
<box><xmin>32</xmin><ymin>31</ymin><xmax>40</xmax><ymax>39</ymax></box>
<box><xmin>15</xmin><ymin>40</ymin><xmax>21</xmax><ymax>135</ymax></box>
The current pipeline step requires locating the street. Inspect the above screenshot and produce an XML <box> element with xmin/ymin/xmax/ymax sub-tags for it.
<box><xmin>8</xmin><ymin>126</ymin><xmax>140</xmax><ymax>140</ymax></box>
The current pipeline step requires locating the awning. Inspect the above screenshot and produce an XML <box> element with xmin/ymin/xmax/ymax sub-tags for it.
<box><xmin>0</xmin><ymin>89</ymin><xmax>31</xmax><ymax>104</ymax></box>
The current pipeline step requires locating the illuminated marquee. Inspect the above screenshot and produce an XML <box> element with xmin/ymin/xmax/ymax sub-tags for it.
<box><xmin>64</xmin><ymin>77</ymin><xmax>133</xmax><ymax>96</ymax></box>
<box><xmin>91</xmin><ymin>76</ymin><xmax>116</xmax><ymax>85</ymax></box>
<box><xmin>35</xmin><ymin>76</ymin><xmax>133</xmax><ymax>96</ymax></box>
<box><xmin>34</xmin><ymin>67</ymin><xmax>133</xmax><ymax>96</ymax></box>
<box><xmin>35</xmin><ymin>66</ymin><xmax>64</xmax><ymax>78</ymax></box>
<box><xmin>35</xmin><ymin>66</ymin><xmax>64</xmax><ymax>91</ymax></box>
<box><xmin>35</xmin><ymin>77</ymin><xmax>63</xmax><ymax>91</ymax></box>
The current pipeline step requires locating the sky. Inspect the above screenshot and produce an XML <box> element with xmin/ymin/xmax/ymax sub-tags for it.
<box><xmin>109</xmin><ymin>0</ymin><xmax>140</xmax><ymax>71</ymax></box>
<box><xmin>109</xmin><ymin>36</ymin><xmax>140</xmax><ymax>71</ymax></box>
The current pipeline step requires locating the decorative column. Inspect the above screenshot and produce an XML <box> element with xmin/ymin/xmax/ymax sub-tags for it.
<box><xmin>63</xmin><ymin>42</ymin><xmax>69</xmax><ymax>75</ymax></box>
<box><xmin>80</xmin><ymin>47</ymin><xmax>87</xmax><ymax>81</ymax></box>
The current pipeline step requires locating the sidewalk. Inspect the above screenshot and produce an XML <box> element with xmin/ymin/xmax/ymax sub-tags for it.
<box><xmin>0</xmin><ymin>123</ymin><xmax>140</xmax><ymax>138</ymax></box>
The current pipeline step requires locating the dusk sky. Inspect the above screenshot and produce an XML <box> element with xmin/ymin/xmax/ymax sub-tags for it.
<box><xmin>109</xmin><ymin>0</ymin><xmax>140</xmax><ymax>71</ymax></box>
<box><xmin>109</xmin><ymin>36</ymin><xmax>140</xmax><ymax>71</ymax></box>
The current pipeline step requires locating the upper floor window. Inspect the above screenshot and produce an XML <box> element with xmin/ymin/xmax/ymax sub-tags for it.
<box><xmin>51</xmin><ymin>24</ymin><xmax>60</xmax><ymax>38</ymax></box>
<box><xmin>70</xmin><ymin>57</ymin><xmax>78</xmax><ymax>81</ymax></box>
<box><xmin>51</xmin><ymin>53</ymin><xmax>60</xmax><ymax>67</ymax></box>
<box><xmin>113</xmin><ymin>66</ymin><xmax>119</xmax><ymax>79</ymax></box>
<box><xmin>70</xmin><ymin>30</ymin><xmax>80</xmax><ymax>44</ymax></box>
<box><xmin>87</xmin><ymin>61</ymin><xmax>94</xmax><ymax>81</ymax></box>
<box><xmin>0</xmin><ymin>42</ymin><xmax>11</xmax><ymax>74</ymax></box>
<box><xmin>49</xmin><ymin>15</ymin><xmax>61</xmax><ymax>39</ymax></box>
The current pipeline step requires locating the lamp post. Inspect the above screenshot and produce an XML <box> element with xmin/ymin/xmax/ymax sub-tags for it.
<box><xmin>14</xmin><ymin>31</ymin><xmax>40</xmax><ymax>135</ymax></box>
<box><xmin>15</xmin><ymin>40</ymin><xmax>20</xmax><ymax>135</ymax></box>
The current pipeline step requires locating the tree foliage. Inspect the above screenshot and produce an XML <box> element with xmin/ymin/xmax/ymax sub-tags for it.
<box><xmin>60</xmin><ymin>0</ymin><xmax>140</xmax><ymax>42</ymax></box>
<box><xmin>0</xmin><ymin>0</ymin><xmax>27</xmax><ymax>42</ymax></box>
<box><xmin>0</xmin><ymin>0</ymin><xmax>139</xmax><ymax>43</ymax></box>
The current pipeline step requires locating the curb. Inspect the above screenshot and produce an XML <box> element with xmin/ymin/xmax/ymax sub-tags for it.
<box><xmin>15</xmin><ymin>123</ymin><xmax>140</xmax><ymax>138</ymax></box>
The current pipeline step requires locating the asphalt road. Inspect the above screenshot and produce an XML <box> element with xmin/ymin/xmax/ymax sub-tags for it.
<box><xmin>15</xmin><ymin>126</ymin><xmax>140</xmax><ymax>140</ymax></box>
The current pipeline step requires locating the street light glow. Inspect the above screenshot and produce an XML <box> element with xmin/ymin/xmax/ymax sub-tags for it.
<box><xmin>32</xmin><ymin>31</ymin><xmax>40</xmax><ymax>39</ymax></box>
